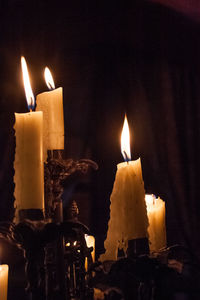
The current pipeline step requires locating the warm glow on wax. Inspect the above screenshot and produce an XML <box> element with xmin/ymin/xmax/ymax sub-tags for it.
<box><xmin>121</xmin><ymin>115</ymin><xmax>131</xmax><ymax>161</ymax></box>
<box><xmin>44</xmin><ymin>67</ymin><xmax>55</xmax><ymax>90</ymax></box>
<box><xmin>21</xmin><ymin>56</ymin><xmax>35</xmax><ymax>110</ymax></box>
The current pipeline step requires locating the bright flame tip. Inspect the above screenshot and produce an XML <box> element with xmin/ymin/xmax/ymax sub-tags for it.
<box><xmin>44</xmin><ymin>67</ymin><xmax>55</xmax><ymax>90</ymax></box>
<box><xmin>121</xmin><ymin>115</ymin><xmax>131</xmax><ymax>161</ymax></box>
<box><xmin>21</xmin><ymin>56</ymin><xmax>35</xmax><ymax>111</ymax></box>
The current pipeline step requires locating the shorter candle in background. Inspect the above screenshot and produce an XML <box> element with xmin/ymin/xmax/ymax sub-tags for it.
<box><xmin>0</xmin><ymin>265</ymin><xmax>9</xmax><ymax>300</ymax></box>
<box><xmin>36</xmin><ymin>67</ymin><xmax>64</xmax><ymax>161</ymax></box>
<box><xmin>145</xmin><ymin>194</ymin><xmax>166</xmax><ymax>252</ymax></box>
<box><xmin>85</xmin><ymin>235</ymin><xmax>95</xmax><ymax>271</ymax></box>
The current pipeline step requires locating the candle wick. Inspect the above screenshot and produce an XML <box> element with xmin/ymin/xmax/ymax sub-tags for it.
<box><xmin>29</xmin><ymin>96</ymin><xmax>35</xmax><ymax>112</ymax></box>
<box><xmin>49</xmin><ymin>82</ymin><xmax>54</xmax><ymax>90</ymax></box>
<box><xmin>123</xmin><ymin>151</ymin><xmax>129</xmax><ymax>164</ymax></box>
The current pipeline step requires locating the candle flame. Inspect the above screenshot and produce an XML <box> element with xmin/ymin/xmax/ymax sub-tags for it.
<box><xmin>44</xmin><ymin>67</ymin><xmax>55</xmax><ymax>90</ymax></box>
<box><xmin>21</xmin><ymin>56</ymin><xmax>35</xmax><ymax>110</ymax></box>
<box><xmin>121</xmin><ymin>115</ymin><xmax>131</xmax><ymax>161</ymax></box>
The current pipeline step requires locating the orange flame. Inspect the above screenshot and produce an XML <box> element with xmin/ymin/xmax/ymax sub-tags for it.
<box><xmin>44</xmin><ymin>67</ymin><xmax>55</xmax><ymax>90</ymax></box>
<box><xmin>21</xmin><ymin>56</ymin><xmax>35</xmax><ymax>110</ymax></box>
<box><xmin>121</xmin><ymin>115</ymin><xmax>131</xmax><ymax>161</ymax></box>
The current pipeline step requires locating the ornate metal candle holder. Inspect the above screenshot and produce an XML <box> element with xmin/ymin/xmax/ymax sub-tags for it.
<box><xmin>0</xmin><ymin>151</ymin><xmax>98</xmax><ymax>300</ymax></box>
<box><xmin>1</xmin><ymin>150</ymin><xmax>200</xmax><ymax>300</ymax></box>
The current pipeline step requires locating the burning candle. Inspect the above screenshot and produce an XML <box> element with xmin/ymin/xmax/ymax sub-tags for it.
<box><xmin>0</xmin><ymin>265</ymin><xmax>9</xmax><ymax>300</ymax></box>
<box><xmin>36</xmin><ymin>67</ymin><xmax>64</xmax><ymax>161</ymax></box>
<box><xmin>14</xmin><ymin>57</ymin><xmax>44</xmax><ymax>221</ymax></box>
<box><xmin>100</xmin><ymin>115</ymin><xmax>148</xmax><ymax>261</ymax></box>
<box><xmin>145</xmin><ymin>194</ymin><xmax>166</xmax><ymax>252</ymax></box>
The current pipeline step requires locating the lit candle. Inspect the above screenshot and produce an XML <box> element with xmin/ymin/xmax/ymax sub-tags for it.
<box><xmin>100</xmin><ymin>115</ymin><xmax>148</xmax><ymax>261</ymax></box>
<box><xmin>145</xmin><ymin>194</ymin><xmax>166</xmax><ymax>252</ymax></box>
<box><xmin>14</xmin><ymin>57</ymin><xmax>44</xmax><ymax>221</ymax></box>
<box><xmin>0</xmin><ymin>265</ymin><xmax>9</xmax><ymax>300</ymax></box>
<box><xmin>85</xmin><ymin>235</ymin><xmax>95</xmax><ymax>271</ymax></box>
<box><xmin>36</xmin><ymin>67</ymin><xmax>64</xmax><ymax>161</ymax></box>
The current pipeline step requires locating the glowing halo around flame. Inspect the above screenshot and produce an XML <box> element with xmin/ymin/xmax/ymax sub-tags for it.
<box><xmin>44</xmin><ymin>67</ymin><xmax>55</xmax><ymax>90</ymax></box>
<box><xmin>121</xmin><ymin>115</ymin><xmax>131</xmax><ymax>162</ymax></box>
<box><xmin>21</xmin><ymin>56</ymin><xmax>35</xmax><ymax>111</ymax></box>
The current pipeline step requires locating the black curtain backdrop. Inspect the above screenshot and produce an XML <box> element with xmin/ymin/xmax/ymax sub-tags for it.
<box><xmin>1</xmin><ymin>0</ymin><xmax>200</xmax><ymax>265</ymax></box>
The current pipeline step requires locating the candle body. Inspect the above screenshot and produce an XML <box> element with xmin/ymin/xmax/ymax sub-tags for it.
<box><xmin>145</xmin><ymin>195</ymin><xmax>166</xmax><ymax>252</ymax></box>
<box><xmin>14</xmin><ymin>112</ymin><xmax>44</xmax><ymax>220</ymax></box>
<box><xmin>36</xmin><ymin>87</ymin><xmax>64</xmax><ymax>160</ymax></box>
<box><xmin>0</xmin><ymin>265</ymin><xmax>9</xmax><ymax>300</ymax></box>
<box><xmin>100</xmin><ymin>159</ymin><xmax>148</xmax><ymax>261</ymax></box>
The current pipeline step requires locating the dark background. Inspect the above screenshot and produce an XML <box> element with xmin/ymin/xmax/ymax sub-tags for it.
<box><xmin>1</xmin><ymin>0</ymin><xmax>200</xmax><ymax>296</ymax></box>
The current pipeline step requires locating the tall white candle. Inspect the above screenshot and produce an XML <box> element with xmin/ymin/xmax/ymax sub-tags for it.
<box><xmin>145</xmin><ymin>194</ymin><xmax>166</xmax><ymax>252</ymax></box>
<box><xmin>36</xmin><ymin>67</ymin><xmax>64</xmax><ymax>161</ymax></box>
<box><xmin>14</xmin><ymin>112</ymin><xmax>44</xmax><ymax>211</ymax></box>
<box><xmin>0</xmin><ymin>265</ymin><xmax>9</xmax><ymax>300</ymax></box>
<box><xmin>100</xmin><ymin>116</ymin><xmax>148</xmax><ymax>261</ymax></box>
<box><xmin>13</xmin><ymin>57</ymin><xmax>44</xmax><ymax>221</ymax></box>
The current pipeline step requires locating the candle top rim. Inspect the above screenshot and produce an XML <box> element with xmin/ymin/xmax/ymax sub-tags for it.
<box><xmin>0</xmin><ymin>264</ymin><xmax>9</xmax><ymax>271</ymax></box>
<box><xmin>117</xmin><ymin>158</ymin><xmax>141</xmax><ymax>169</ymax></box>
<box><xmin>145</xmin><ymin>194</ymin><xmax>165</xmax><ymax>209</ymax></box>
